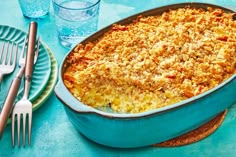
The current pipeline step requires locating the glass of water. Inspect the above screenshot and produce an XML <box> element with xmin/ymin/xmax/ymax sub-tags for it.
<box><xmin>18</xmin><ymin>0</ymin><xmax>50</xmax><ymax>18</ymax></box>
<box><xmin>52</xmin><ymin>0</ymin><xmax>101</xmax><ymax>49</ymax></box>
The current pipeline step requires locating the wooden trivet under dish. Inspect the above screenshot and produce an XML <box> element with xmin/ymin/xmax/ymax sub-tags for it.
<box><xmin>154</xmin><ymin>110</ymin><xmax>227</xmax><ymax>147</ymax></box>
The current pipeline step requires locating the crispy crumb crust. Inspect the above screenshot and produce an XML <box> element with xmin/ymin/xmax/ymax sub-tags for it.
<box><xmin>63</xmin><ymin>7</ymin><xmax>236</xmax><ymax>113</ymax></box>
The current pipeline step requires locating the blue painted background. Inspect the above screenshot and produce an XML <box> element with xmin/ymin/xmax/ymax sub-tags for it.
<box><xmin>0</xmin><ymin>0</ymin><xmax>236</xmax><ymax>156</ymax></box>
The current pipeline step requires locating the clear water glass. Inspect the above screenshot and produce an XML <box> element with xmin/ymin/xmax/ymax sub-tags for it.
<box><xmin>18</xmin><ymin>0</ymin><xmax>50</xmax><ymax>18</ymax></box>
<box><xmin>52</xmin><ymin>0</ymin><xmax>101</xmax><ymax>49</ymax></box>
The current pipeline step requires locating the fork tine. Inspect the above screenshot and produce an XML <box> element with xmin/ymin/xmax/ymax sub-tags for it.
<box><xmin>0</xmin><ymin>42</ymin><xmax>5</xmax><ymax>60</ymax></box>
<box><xmin>28</xmin><ymin>113</ymin><xmax>32</xmax><ymax>145</ymax></box>
<box><xmin>22</xmin><ymin>113</ymin><xmax>26</xmax><ymax>147</ymax></box>
<box><xmin>7</xmin><ymin>42</ymin><xmax>14</xmax><ymax>65</ymax></box>
<box><xmin>2</xmin><ymin>42</ymin><xmax>9</xmax><ymax>64</ymax></box>
<box><xmin>12</xmin><ymin>43</ymin><xmax>18</xmax><ymax>67</ymax></box>
<box><xmin>11</xmin><ymin>114</ymin><xmax>15</xmax><ymax>147</ymax></box>
<box><xmin>17</xmin><ymin>114</ymin><xmax>21</xmax><ymax>147</ymax></box>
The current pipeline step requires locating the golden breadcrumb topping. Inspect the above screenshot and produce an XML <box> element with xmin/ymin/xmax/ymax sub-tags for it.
<box><xmin>63</xmin><ymin>7</ymin><xmax>236</xmax><ymax>113</ymax></box>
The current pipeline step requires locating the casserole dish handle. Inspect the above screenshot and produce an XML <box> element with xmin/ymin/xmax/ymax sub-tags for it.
<box><xmin>54</xmin><ymin>79</ymin><xmax>93</xmax><ymax>113</ymax></box>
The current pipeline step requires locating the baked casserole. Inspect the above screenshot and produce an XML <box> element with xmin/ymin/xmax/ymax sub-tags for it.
<box><xmin>63</xmin><ymin>7</ymin><xmax>236</xmax><ymax>113</ymax></box>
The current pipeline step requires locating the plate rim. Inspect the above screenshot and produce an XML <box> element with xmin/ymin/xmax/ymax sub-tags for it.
<box><xmin>0</xmin><ymin>24</ymin><xmax>51</xmax><ymax>104</ymax></box>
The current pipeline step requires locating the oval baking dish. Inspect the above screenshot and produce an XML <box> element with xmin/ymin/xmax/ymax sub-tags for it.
<box><xmin>54</xmin><ymin>2</ymin><xmax>236</xmax><ymax>148</ymax></box>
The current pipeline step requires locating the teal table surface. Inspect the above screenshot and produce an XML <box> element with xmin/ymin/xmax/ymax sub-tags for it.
<box><xmin>1</xmin><ymin>0</ymin><xmax>236</xmax><ymax>156</ymax></box>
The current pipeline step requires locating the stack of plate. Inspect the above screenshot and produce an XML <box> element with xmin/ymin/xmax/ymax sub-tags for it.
<box><xmin>0</xmin><ymin>25</ymin><xmax>58</xmax><ymax>123</ymax></box>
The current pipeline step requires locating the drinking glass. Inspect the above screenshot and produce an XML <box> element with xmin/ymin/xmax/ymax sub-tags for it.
<box><xmin>52</xmin><ymin>0</ymin><xmax>101</xmax><ymax>49</ymax></box>
<box><xmin>18</xmin><ymin>0</ymin><xmax>50</xmax><ymax>18</ymax></box>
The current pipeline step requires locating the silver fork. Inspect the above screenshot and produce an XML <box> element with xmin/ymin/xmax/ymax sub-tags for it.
<box><xmin>11</xmin><ymin>22</ymin><xmax>39</xmax><ymax>147</ymax></box>
<box><xmin>11</xmin><ymin>37</ymin><xmax>39</xmax><ymax>147</ymax></box>
<box><xmin>0</xmin><ymin>41</ymin><xmax>18</xmax><ymax>85</ymax></box>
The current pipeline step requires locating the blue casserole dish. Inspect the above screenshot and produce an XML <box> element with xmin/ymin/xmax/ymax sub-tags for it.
<box><xmin>54</xmin><ymin>2</ymin><xmax>236</xmax><ymax>148</ymax></box>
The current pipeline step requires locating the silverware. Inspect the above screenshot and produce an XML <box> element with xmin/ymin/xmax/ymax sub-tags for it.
<box><xmin>0</xmin><ymin>36</ymin><xmax>39</xmax><ymax>140</ymax></box>
<box><xmin>0</xmin><ymin>41</ymin><xmax>18</xmax><ymax>87</ymax></box>
<box><xmin>11</xmin><ymin>21</ymin><xmax>38</xmax><ymax>147</ymax></box>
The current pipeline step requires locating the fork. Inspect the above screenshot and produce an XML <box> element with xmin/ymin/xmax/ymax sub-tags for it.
<box><xmin>0</xmin><ymin>41</ymin><xmax>18</xmax><ymax>86</ymax></box>
<box><xmin>11</xmin><ymin>37</ymin><xmax>39</xmax><ymax>147</ymax></box>
<box><xmin>11</xmin><ymin>21</ymin><xmax>39</xmax><ymax>147</ymax></box>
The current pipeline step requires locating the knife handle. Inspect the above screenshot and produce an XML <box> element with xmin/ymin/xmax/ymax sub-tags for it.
<box><xmin>24</xmin><ymin>21</ymin><xmax>37</xmax><ymax>99</ymax></box>
<box><xmin>0</xmin><ymin>67</ymin><xmax>25</xmax><ymax>139</ymax></box>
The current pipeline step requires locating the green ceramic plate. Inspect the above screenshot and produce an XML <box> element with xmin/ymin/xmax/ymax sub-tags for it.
<box><xmin>0</xmin><ymin>25</ymin><xmax>51</xmax><ymax>108</ymax></box>
<box><xmin>32</xmin><ymin>44</ymin><xmax>58</xmax><ymax>111</ymax></box>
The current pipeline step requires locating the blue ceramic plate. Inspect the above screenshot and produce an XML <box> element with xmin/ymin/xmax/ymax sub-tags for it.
<box><xmin>0</xmin><ymin>25</ymin><xmax>51</xmax><ymax>108</ymax></box>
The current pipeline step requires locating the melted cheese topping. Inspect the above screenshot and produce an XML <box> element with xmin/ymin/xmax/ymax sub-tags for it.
<box><xmin>63</xmin><ymin>7</ymin><xmax>236</xmax><ymax>113</ymax></box>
